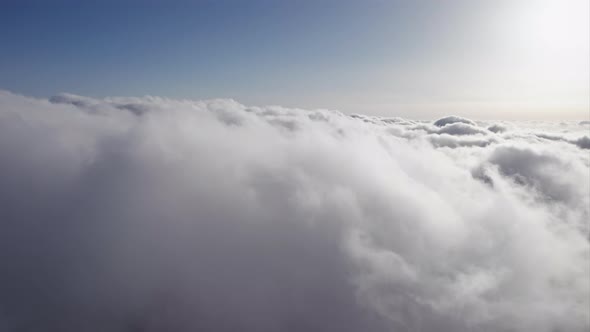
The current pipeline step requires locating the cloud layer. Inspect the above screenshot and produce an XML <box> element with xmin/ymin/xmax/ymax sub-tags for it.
<box><xmin>0</xmin><ymin>91</ymin><xmax>589</xmax><ymax>332</ymax></box>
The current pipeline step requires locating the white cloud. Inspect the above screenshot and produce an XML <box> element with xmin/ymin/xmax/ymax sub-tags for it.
<box><xmin>0</xmin><ymin>91</ymin><xmax>588</xmax><ymax>332</ymax></box>
<box><xmin>433</xmin><ymin>115</ymin><xmax>477</xmax><ymax>127</ymax></box>
<box><xmin>436</xmin><ymin>122</ymin><xmax>490</xmax><ymax>136</ymax></box>
<box><xmin>487</xmin><ymin>123</ymin><xmax>509</xmax><ymax>133</ymax></box>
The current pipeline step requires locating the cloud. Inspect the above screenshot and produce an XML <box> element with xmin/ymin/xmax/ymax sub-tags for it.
<box><xmin>433</xmin><ymin>115</ymin><xmax>477</xmax><ymax>127</ymax></box>
<box><xmin>436</xmin><ymin>122</ymin><xmax>490</xmax><ymax>136</ymax></box>
<box><xmin>532</xmin><ymin>132</ymin><xmax>590</xmax><ymax>150</ymax></box>
<box><xmin>574</xmin><ymin>136</ymin><xmax>590</xmax><ymax>149</ymax></box>
<box><xmin>487</xmin><ymin>123</ymin><xmax>508</xmax><ymax>133</ymax></box>
<box><xmin>0</xmin><ymin>91</ymin><xmax>588</xmax><ymax>332</ymax></box>
<box><xmin>485</xmin><ymin>145</ymin><xmax>589</xmax><ymax>209</ymax></box>
<box><xmin>427</xmin><ymin>133</ymin><xmax>498</xmax><ymax>148</ymax></box>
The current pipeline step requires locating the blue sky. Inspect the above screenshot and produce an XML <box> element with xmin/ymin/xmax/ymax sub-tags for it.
<box><xmin>1</xmin><ymin>0</ymin><xmax>588</xmax><ymax>119</ymax></box>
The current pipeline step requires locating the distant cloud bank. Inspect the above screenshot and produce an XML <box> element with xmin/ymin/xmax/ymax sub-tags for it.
<box><xmin>0</xmin><ymin>91</ymin><xmax>588</xmax><ymax>332</ymax></box>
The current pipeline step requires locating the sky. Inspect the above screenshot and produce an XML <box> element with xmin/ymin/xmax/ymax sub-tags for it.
<box><xmin>1</xmin><ymin>0</ymin><xmax>589</xmax><ymax>120</ymax></box>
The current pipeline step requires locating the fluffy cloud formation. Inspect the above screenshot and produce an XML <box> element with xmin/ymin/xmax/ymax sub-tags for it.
<box><xmin>433</xmin><ymin>115</ymin><xmax>477</xmax><ymax>127</ymax></box>
<box><xmin>0</xmin><ymin>91</ymin><xmax>589</xmax><ymax>332</ymax></box>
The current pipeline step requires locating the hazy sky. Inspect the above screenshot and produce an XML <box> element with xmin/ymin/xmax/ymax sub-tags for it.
<box><xmin>1</xmin><ymin>0</ymin><xmax>588</xmax><ymax>119</ymax></box>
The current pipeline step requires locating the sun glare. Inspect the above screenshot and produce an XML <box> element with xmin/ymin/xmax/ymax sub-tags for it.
<box><xmin>515</xmin><ymin>0</ymin><xmax>590</xmax><ymax>52</ymax></box>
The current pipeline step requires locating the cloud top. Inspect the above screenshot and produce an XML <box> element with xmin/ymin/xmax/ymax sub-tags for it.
<box><xmin>0</xmin><ymin>91</ymin><xmax>588</xmax><ymax>332</ymax></box>
<box><xmin>433</xmin><ymin>115</ymin><xmax>477</xmax><ymax>127</ymax></box>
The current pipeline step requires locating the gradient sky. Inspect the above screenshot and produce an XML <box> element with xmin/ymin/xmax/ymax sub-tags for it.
<box><xmin>1</xmin><ymin>0</ymin><xmax>589</xmax><ymax>119</ymax></box>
